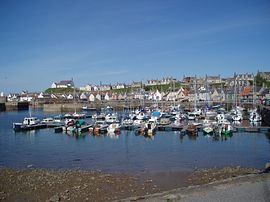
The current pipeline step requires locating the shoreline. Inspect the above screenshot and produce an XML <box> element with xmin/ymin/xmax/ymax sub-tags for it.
<box><xmin>0</xmin><ymin>166</ymin><xmax>261</xmax><ymax>201</ymax></box>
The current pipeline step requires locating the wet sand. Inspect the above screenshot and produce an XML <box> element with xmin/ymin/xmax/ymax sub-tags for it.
<box><xmin>0</xmin><ymin>167</ymin><xmax>261</xmax><ymax>202</ymax></box>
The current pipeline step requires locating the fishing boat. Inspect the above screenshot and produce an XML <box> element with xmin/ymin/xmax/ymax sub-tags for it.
<box><xmin>219</xmin><ymin>123</ymin><xmax>233</xmax><ymax>137</ymax></box>
<box><xmin>13</xmin><ymin>117</ymin><xmax>45</xmax><ymax>131</ymax></box>
<box><xmin>107</xmin><ymin>123</ymin><xmax>120</xmax><ymax>133</ymax></box>
<box><xmin>136</xmin><ymin>120</ymin><xmax>157</xmax><ymax>137</ymax></box>
<box><xmin>145</xmin><ymin>119</ymin><xmax>157</xmax><ymax>136</ymax></box>
<box><xmin>62</xmin><ymin>119</ymin><xmax>76</xmax><ymax>132</ymax></box>
<box><xmin>81</xmin><ymin>106</ymin><xmax>96</xmax><ymax>111</ymax></box>
<box><xmin>187</xmin><ymin>112</ymin><xmax>196</xmax><ymax>120</ymax></box>
<box><xmin>202</xmin><ymin>126</ymin><xmax>214</xmax><ymax>135</ymax></box>
<box><xmin>105</xmin><ymin>113</ymin><xmax>119</xmax><ymax>124</ymax></box>
<box><xmin>159</xmin><ymin>117</ymin><xmax>171</xmax><ymax>125</ymax></box>
<box><xmin>186</xmin><ymin>124</ymin><xmax>198</xmax><ymax>136</ymax></box>
<box><xmin>89</xmin><ymin>120</ymin><xmax>108</xmax><ymax>135</ymax></box>
<box><xmin>249</xmin><ymin>111</ymin><xmax>262</xmax><ymax>122</ymax></box>
<box><xmin>202</xmin><ymin>119</ymin><xmax>215</xmax><ymax>135</ymax></box>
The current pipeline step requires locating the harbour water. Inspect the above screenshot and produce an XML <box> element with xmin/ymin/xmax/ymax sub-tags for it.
<box><xmin>0</xmin><ymin>110</ymin><xmax>270</xmax><ymax>174</ymax></box>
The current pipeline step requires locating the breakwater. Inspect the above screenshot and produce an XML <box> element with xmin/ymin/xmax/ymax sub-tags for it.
<box><xmin>0</xmin><ymin>101</ymin><xmax>29</xmax><ymax>111</ymax></box>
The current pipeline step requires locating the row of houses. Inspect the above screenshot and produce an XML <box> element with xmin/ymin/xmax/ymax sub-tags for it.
<box><xmin>52</xmin><ymin>72</ymin><xmax>270</xmax><ymax>93</ymax></box>
<box><xmin>6</xmin><ymin>85</ymin><xmax>270</xmax><ymax>103</ymax></box>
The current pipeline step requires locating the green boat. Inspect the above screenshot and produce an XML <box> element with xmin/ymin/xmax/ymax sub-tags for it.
<box><xmin>220</xmin><ymin>124</ymin><xmax>233</xmax><ymax>137</ymax></box>
<box><xmin>221</xmin><ymin>129</ymin><xmax>233</xmax><ymax>137</ymax></box>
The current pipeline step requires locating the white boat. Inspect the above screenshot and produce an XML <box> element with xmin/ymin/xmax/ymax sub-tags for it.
<box><xmin>205</xmin><ymin>110</ymin><xmax>217</xmax><ymax>118</ymax></box>
<box><xmin>62</xmin><ymin>119</ymin><xmax>76</xmax><ymax>132</ymax></box>
<box><xmin>232</xmin><ymin>113</ymin><xmax>242</xmax><ymax>121</ymax></box>
<box><xmin>105</xmin><ymin>113</ymin><xmax>119</xmax><ymax>124</ymax></box>
<box><xmin>136</xmin><ymin>112</ymin><xmax>147</xmax><ymax>120</ymax></box>
<box><xmin>203</xmin><ymin>126</ymin><xmax>214</xmax><ymax>134</ymax></box>
<box><xmin>133</xmin><ymin>119</ymin><xmax>145</xmax><ymax>126</ymax></box>
<box><xmin>249</xmin><ymin>111</ymin><xmax>262</xmax><ymax>122</ymax></box>
<box><xmin>81</xmin><ymin>106</ymin><xmax>96</xmax><ymax>111</ymax></box>
<box><xmin>73</xmin><ymin>112</ymin><xmax>86</xmax><ymax>119</ymax></box>
<box><xmin>41</xmin><ymin>117</ymin><xmax>54</xmax><ymax>124</ymax></box>
<box><xmin>145</xmin><ymin>121</ymin><xmax>157</xmax><ymax>136</ymax></box>
<box><xmin>13</xmin><ymin>117</ymin><xmax>41</xmax><ymax>131</ymax></box>
<box><xmin>216</xmin><ymin>113</ymin><xmax>226</xmax><ymax>121</ymax></box>
<box><xmin>122</xmin><ymin>118</ymin><xmax>134</xmax><ymax>126</ymax></box>
<box><xmin>218</xmin><ymin>118</ymin><xmax>230</xmax><ymax>125</ymax></box>
<box><xmin>107</xmin><ymin>123</ymin><xmax>120</xmax><ymax>133</ymax></box>
<box><xmin>187</xmin><ymin>112</ymin><xmax>196</xmax><ymax>120</ymax></box>
<box><xmin>193</xmin><ymin>108</ymin><xmax>202</xmax><ymax>117</ymax></box>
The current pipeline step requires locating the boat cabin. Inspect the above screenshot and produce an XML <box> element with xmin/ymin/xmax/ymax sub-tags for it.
<box><xmin>23</xmin><ymin>117</ymin><xmax>40</xmax><ymax>125</ymax></box>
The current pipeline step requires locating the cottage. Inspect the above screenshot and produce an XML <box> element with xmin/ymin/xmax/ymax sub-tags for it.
<box><xmin>67</xmin><ymin>94</ymin><xmax>74</xmax><ymax>100</ymax></box>
<box><xmin>51</xmin><ymin>79</ymin><xmax>74</xmax><ymax>88</ymax></box>
<box><xmin>89</xmin><ymin>94</ymin><xmax>95</xmax><ymax>102</ymax></box>
<box><xmin>146</xmin><ymin>79</ymin><xmax>159</xmax><ymax>86</ymax></box>
<box><xmin>99</xmin><ymin>84</ymin><xmax>111</xmax><ymax>91</ymax></box>
<box><xmin>211</xmin><ymin>89</ymin><xmax>221</xmax><ymax>102</ymax></box>
<box><xmin>51</xmin><ymin>94</ymin><xmax>58</xmax><ymax>99</ymax></box>
<box><xmin>80</xmin><ymin>93</ymin><xmax>88</xmax><ymax>101</ymax></box>
<box><xmin>19</xmin><ymin>95</ymin><xmax>33</xmax><ymax>102</ymax></box>
<box><xmin>112</xmin><ymin>83</ymin><xmax>126</xmax><ymax>90</ymax></box>
<box><xmin>118</xmin><ymin>93</ymin><xmax>125</xmax><ymax>100</ymax></box>
<box><xmin>160</xmin><ymin>77</ymin><xmax>176</xmax><ymax>85</ymax></box>
<box><xmin>207</xmin><ymin>75</ymin><xmax>221</xmax><ymax>84</ymax></box>
<box><xmin>96</xmin><ymin>93</ymin><xmax>101</xmax><ymax>101</ymax></box>
<box><xmin>104</xmin><ymin>92</ymin><xmax>111</xmax><ymax>101</ymax></box>
<box><xmin>80</xmin><ymin>84</ymin><xmax>93</xmax><ymax>92</ymax></box>
<box><xmin>153</xmin><ymin>90</ymin><xmax>162</xmax><ymax>101</ymax></box>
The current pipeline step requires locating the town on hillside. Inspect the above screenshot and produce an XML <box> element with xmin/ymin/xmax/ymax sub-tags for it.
<box><xmin>1</xmin><ymin>72</ymin><xmax>270</xmax><ymax>105</ymax></box>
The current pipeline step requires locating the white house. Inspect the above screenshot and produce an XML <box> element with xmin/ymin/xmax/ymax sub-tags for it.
<box><xmin>153</xmin><ymin>90</ymin><xmax>162</xmax><ymax>101</ymax></box>
<box><xmin>80</xmin><ymin>93</ymin><xmax>88</xmax><ymax>101</ymax></box>
<box><xmin>96</xmin><ymin>93</ymin><xmax>101</xmax><ymax>101</ymax></box>
<box><xmin>60</xmin><ymin>94</ymin><xmax>67</xmax><ymax>99</ymax></box>
<box><xmin>37</xmin><ymin>92</ymin><xmax>45</xmax><ymax>99</ymax></box>
<box><xmin>99</xmin><ymin>84</ymin><xmax>111</xmax><ymax>91</ymax></box>
<box><xmin>160</xmin><ymin>77</ymin><xmax>176</xmax><ymax>85</ymax></box>
<box><xmin>146</xmin><ymin>79</ymin><xmax>159</xmax><ymax>86</ymax></box>
<box><xmin>118</xmin><ymin>93</ymin><xmax>125</xmax><ymax>100</ymax></box>
<box><xmin>50</xmin><ymin>94</ymin><xmax>57</xmax><ymax>99</ymax></box>
<box><xmin>211</xmin><ymin>89</ymin><xmax>220</xmax><ymax>101</ymax></box>
<box><xmin>89</xmin><ymin>94</ymin><xmax>95</xmax><ymax>102</ymax></box>
<box><xmin>19</xmin><ymin>95</ymin><xmax>33</xmax><ymax>102</ymax></box>
<box><xmin>67</xmin><ymin>94</ymin><xmax>74</xmax><ymax>100</ymax></box>
<box><xmin>112</xmin><ymin>83</ymin><xmax>126</xmax><ymax>90</ymax></box>
<box><xmin>104</xmin><ymin>92</ymin><xmax>110</xmax><ymax>101</ymax></box>
<box><xmin>80</xmin><ymin>84</ymin><xmax>93</xmax><ymax>92</ymax></box>
<box><xmin>51</xmin><ymin>79</ymin><xmax>74</xmax><ymax>88</ymax></box>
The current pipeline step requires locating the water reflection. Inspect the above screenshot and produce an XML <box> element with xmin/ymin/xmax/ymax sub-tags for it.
<box><xmin>265</xmin><ymin>132</ymin><xmax>270</xmax><ymax>143</ymax></box>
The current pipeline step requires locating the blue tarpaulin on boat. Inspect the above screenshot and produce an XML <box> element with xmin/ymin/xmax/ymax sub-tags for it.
<box><xmin>151</xmin><ymin>111</ymin><xmax>161</xmax><ymax>117</ymax></box>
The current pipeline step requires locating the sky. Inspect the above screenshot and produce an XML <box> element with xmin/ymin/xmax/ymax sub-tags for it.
<box><xmin>0</xmin><ymin>0</ymin><xmax>270</xmax><ymax>93</ymax></box>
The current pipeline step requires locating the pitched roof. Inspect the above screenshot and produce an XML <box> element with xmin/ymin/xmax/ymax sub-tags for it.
<box><xmin>240</xmin><ymin>86</ymin><xmax>253</xmax><ymax>96</ymax></box>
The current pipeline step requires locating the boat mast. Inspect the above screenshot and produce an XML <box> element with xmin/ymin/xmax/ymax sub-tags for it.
<box><xmin>233</xmin><ymin>74</ymin><xmax>237</xmax><ymax>109</ymax></box>
<box><xmin>194</xmin><ymin>75</ymin><xmax>197</xmax><ymax>110</ymax></box>
<box><xmin>252</xmin><ymin>74</ymin><xmax>256</xmax><ymax>109</ymax></box>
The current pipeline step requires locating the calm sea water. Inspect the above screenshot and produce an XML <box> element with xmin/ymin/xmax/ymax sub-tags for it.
<box><xmin>0</xmin><ymin>110</ymin><xmax>269</xmax><ymax>174</ymax></box>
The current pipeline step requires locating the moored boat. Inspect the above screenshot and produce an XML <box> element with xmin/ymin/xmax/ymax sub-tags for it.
<box><xmin>13</xmin><ymin>117</ymin><xmax>45</xmax><ymax>131</ymax></box>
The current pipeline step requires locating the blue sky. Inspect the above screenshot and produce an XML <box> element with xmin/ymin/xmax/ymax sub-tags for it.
<box><xmin>0</xmin><ymin>0</ymin><xmax>270</xmax><ymax>93</ymax></box>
